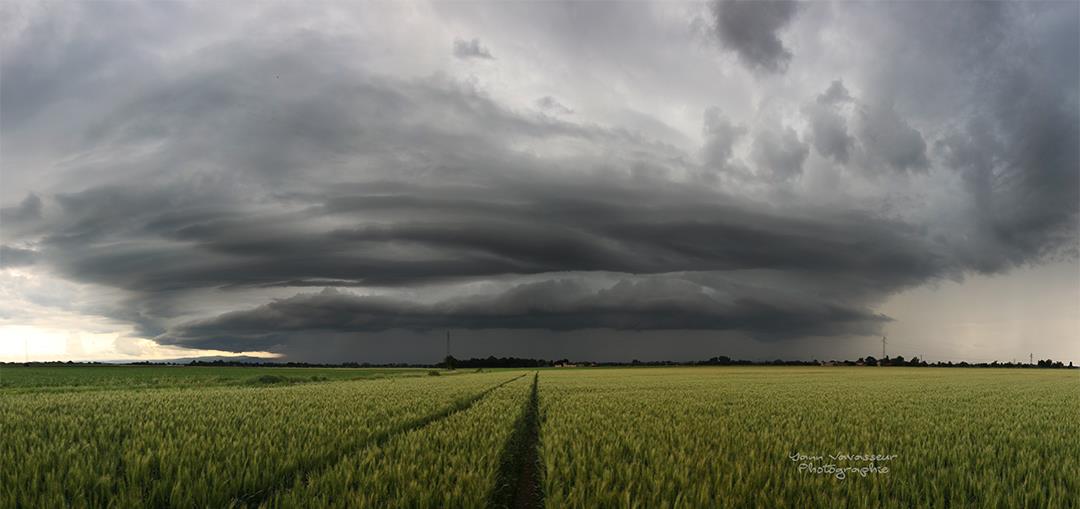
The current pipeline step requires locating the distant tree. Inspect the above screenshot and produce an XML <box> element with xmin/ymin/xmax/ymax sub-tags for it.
<box><xmin>864</xmin><ymin>355</ymin><xmax>877</xmax><ymax>366</ymax></box>
<box><xmin>443</xmin><ymin>355</ymin><xmax>457</xmax><ymax>370</ymax></box>
<box><xmin>892</xmin><ymin>355</ymin><xmax>905</xmax><ymax>366</ymax></box>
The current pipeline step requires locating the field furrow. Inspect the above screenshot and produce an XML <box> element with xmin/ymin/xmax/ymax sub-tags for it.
<box><xmin>489</xmin><ymin>373</ymin><xmax>544</xmax><ymax>509</ymax></box>
<box><xmin>235</xmin><ymin>373</ymin><xmax>527</xmax><ymax>508</ymax></box>
<box><xmin>0</xmin><ymin>371</ymin><xmax>521</xmax><ymax>508</ymax></box>
<box><xmin>3</xmin><ymin>366</ymin><xmax>1076</xmax><ymax>508</ymax></box>
<box><xmin>263</xmin><ymin>373</ymin><xmax>536</xmax><ymax>509</ymax></box>
<box><xmin>538</xmin><ymin>368</ymin><xmax>1080</xmax><ymax>508</ymax></box>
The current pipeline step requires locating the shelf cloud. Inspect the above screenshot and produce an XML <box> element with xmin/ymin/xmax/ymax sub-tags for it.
<box><xmin>1</xmin><ymin>1</ymin><xmax>1076</xmax><ymax>361</ymax></box>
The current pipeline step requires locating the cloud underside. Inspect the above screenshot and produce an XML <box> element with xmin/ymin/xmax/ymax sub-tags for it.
<box><xmin>712</xmin><ymin>0</ymin><xmax>799</xmax><ymax>73</ymax></box>
<box><xmin>453</xmin><ymin>38</ymin><xmax>494</xmax><ymax>59</ymax></box>
<box><xmin>1</xmin><ymin>1</ymin><xmax>1076</xmax><ymax>355</ymax></box>
<box><xmin>163</xmin><ymin>283</ymin><xmax>890</xmax><ymax>351</ymax></box>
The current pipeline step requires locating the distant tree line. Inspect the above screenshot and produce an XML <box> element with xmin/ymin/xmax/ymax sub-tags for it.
<box><xmin>439</xmin><ymin>355</ymin><xmax>1077</xmax><ymax>369</ymax></box>
<box><xmin>3</xmin><ymin>356</ymin><xmax>1075</xmax><ymax>369</ymax></box>
<box><xmin>696</xmin><ymin>355</ymin><xmax>1074</xmax><ymax>369</ymax></box>
<box><xmin>438</xmin><ymin>356</ymin><xmax>569</xmax><ymax>369</ymax></box>
<box><xmin>185</xmin><ymin>360</ymin><xmax>420</xmax><ymax>368</ymax></box>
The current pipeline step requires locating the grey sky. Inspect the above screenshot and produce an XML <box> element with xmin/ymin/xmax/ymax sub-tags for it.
<box><xmin>1</xmin><ymin>1</ymin><xmax>1076</xmax><ymax>363</ymax></box>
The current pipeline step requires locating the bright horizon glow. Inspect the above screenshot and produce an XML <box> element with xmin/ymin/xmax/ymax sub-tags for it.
<box><xmin>0</xmin><ymin>325</ymin><xmax>280</xmax><ymax>362</ymax></box>
<box><xmin>879</xmin><ymin>260</ymin><xmax>1080</xmax><ymax>365</ymax></box>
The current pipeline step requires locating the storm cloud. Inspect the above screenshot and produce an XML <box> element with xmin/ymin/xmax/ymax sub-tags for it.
<box><xmin>160</xmin><ymin>281</ymin><xmax>889</xmax><ymax>351</ymax></box>
<box><xmin>453</xmin><ymin>38</ymin><xmax>494</xmax><ymax>59</ymax></box>
<box><xmin>751</xmin><ymin>125</ymin><xmax>808</xmax><ymax>181</ymax></box>
<box><xmin>1</xmin><ymin>1</ymin><xmax>1076</xmax><ymax>361</ymax></box>
<box><xmin>711</xmin><ymin>0</ymin><xmax>799</xmax><ymax>72</ymax></box>
<box><xmin>806</xmin><ymin>81</ymin><xmax>854</xmax><ymax>163</ymax></box>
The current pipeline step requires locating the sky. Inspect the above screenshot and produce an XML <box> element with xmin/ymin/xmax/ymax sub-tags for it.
<box><xmin>0</xmin><ymin>1</ymin><xmax>1077</xmax><ymax>364</ymax></box>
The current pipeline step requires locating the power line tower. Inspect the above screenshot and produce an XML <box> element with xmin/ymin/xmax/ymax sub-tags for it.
<box><xmin>442</xmin><ymin>330</ymin><xmax>456</xmax><ymax>370</ymax></box>
<box><xmin>1030</xmin><ymin>353</ymin><xmax>1033</xmax><ymax>366</ymax></box>
<box><xmin>881</xmin><ymin>336</ymin><xmax>888</xmax><ymax>360</ymax></box>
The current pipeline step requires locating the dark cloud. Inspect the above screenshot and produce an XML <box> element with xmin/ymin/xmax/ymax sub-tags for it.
<box><xmin>536</xmin><ymin>96</ymin><xmax>573</xmax><ymax>115</ymax></box>
<box><xmin>1</xmin><ymin>1</ymin><xmax>1076</xmax><ymax>360</ymax></box>
<box><xmin>855</xmin><ymin>103</ymin><xmax>930</xmax><ymax>172</ymax></box>
<box><xmin>807</xmin><ymin>105</ymin><xmax>852</xmax><ymax>164</ymax></box>
<box><xmin>452</xmin><ymin>37</ymin><xmax>494</xmax><ymax>59</ymax></box>
<box><xmin>818</xmin><ymin>80</ymin><xmax>853</xmax><ymax>105</ymax></box>
<box><xmin>751</xmin><ymin>125</ymin><xmax>808</xmax><ymax>181</ymax></box>
<box><xmin>806</xmin><ymin>81</ymin><xmax>854</xmax><ymax>163</ymax></box>
<box><xmin>23</xmin><ymin>170</ymin><xmax>945</xmax><ymax>292</ymax></box>
<box><xmin>936</xmin><ymin>66</ymin><xmax>1079</xmax><ymax>272</ymax></box>
<box><xmin>701</xmin><ymin>107</ymin><xmax>746</xmax><ymax>171</ymax></box>
<box><xmin>159</xmin><ymin>280</ymin><xmax>888</xmax><ymax>350</ymax></box>
<box><xmin>3</xmin><ymin>36</ymin><xmax>1070</xmax><ymax>353</ymax></box>
<box><xmin>711</xmin><ymin>0</ymin><xmax>799</xmax><ymax>73</ymax></box>
<box><xmin>1</xmin><ymin>193</ymin><xmax>43</xmax><ymax>224</ymax></box>
<box><xmin>0</xmin><ymin>245</ymin><xmax>37</xmax><ymax>268</ymax></box>
<box><xmin>808</xmin><ymin>80</ymin><xmax>931</xmax><ymax>172</ymax></box>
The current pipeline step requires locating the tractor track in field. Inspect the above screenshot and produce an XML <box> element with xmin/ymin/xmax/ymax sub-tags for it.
<box><xmin>488</xmin><ymin>373</ymin><xmax>544</xmax><ymax>509</ymax></box>
<box><xmin>231</xmin><ymin>373</ymin><xmax>527</xmax><ymax>508</ymax></box>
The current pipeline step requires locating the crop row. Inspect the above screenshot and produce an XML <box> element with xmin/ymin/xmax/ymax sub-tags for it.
<box><xmin>0</xmin><ymin>366</ymin><xmax>424</xmax><ymax>392</ymax></box>
<box><xmin>538</xmin><ymin>368</ymin><xmax>1080</xmax><ymax>508</ymax></box>
<box><xmin>4</xmin><ymin>367</ymin><xmax>1076</xmax><ymax>508</ymax></box>
<box><xmin>1</xmin><ymin>371</ymin><xmax>522</xmax><ymax>508</ymax></box>
<box><xmin>265</xmin><ymin>374</ymin><xmax>536</xmax><ymax>508</ymax></box>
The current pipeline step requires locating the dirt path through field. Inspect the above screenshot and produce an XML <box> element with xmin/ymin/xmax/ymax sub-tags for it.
<box><xmin>235</xmin><ymin>373</ymin><xmax>527</xmax><ymax>508</ymax></box>
<box><xmin>488</xmin><ymin>373</ymin><xmax>544</xmax><ymax>509</ymax></box>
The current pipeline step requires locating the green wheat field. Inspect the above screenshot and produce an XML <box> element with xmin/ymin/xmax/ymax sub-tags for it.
<box><xmin>2</xmin><ymin>366</ymin><xmax>1077</xmax><ymax>508</ymax></box>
